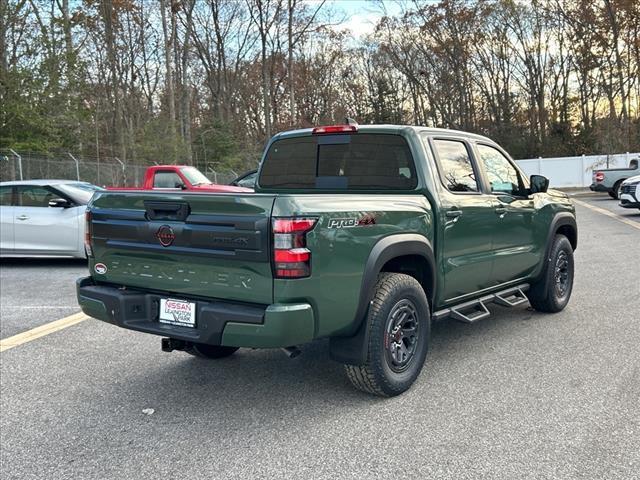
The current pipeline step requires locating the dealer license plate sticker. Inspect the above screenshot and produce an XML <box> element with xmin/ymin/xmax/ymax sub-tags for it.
<box><xmin>159</xmin><ymin>298</ymin><xmax>196</xmax><ymax>327</ymax></box>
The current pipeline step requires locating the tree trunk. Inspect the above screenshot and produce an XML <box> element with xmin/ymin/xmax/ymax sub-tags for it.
<box><xmin>160</xmin><ymin>0</ymin><xmax>177</xmax><ymax>162</ymax></box>
<box><xmin>0</xmin><ymin>0</ymin><xmax>8</xmax><ymax>129</ymax></box>
<box><xmin>288</xmin><ymin>0</ymin><xmax>295</xmax><ymax>126</ymax></box>
<box><xmin>180</xmin><ymin>0</ymin><xmax>195</xmax><ymax>163</ymax></box>
<box><xmin>102</xmin><ymin>0</ymin><xmax>125</xmax><ymax>160</ymax></box>
<box><xmin>261</xmin><ymin>32</ymin><xmax>271</xmax><ymax>138</ymax></box>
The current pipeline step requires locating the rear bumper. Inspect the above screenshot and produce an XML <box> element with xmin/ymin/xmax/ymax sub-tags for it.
<box><xmin>76</xmin><ymin>277</ymin><xmax>315</xmax><ymax>348</ymax></box>
<box><xmin>589</xmin><ymin>183</ymin><xmax>610</xmax><ymax>192</ymax></box>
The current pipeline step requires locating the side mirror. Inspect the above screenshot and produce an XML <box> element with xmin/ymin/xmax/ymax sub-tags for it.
<box><xmin>48</xmin><ymin>198</ymin><xmax>72</xmax><ymax>208</ymax></box>
<box><xmin>175</xmin><ymin>182</ymin><xmax>186</xmax><ymax>190</ymax></box>
<box><xmin>530</xmin><ymin>175</ymin><xmax>549</xmax><ymax>194</ymax></box>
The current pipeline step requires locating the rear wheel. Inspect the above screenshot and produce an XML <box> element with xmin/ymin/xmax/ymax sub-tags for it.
<box><xmin>344</xmin><ymin>273</ymin><xmax>430</xmax><ymax>397</ymax></box>
<box><xmin>527</xmin><ymin>234</ymin><xmax>574</xmax><ymax>313</ymax></box>
<box><xmin>611</xmin><ymin>181</ymin><xmax>623</xmax><ymax>199</ymax></box>
<box><xmin>186</xmin><ymin>344</ymin><xmax>239</xmax><ymax>359</ymax></box>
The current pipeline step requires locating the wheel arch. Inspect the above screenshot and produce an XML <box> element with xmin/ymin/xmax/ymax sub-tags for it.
<box><xmin>551</xmin><ymin>213</ymin><xmax>577</xmax><ymax>251</ymax></box>
<box><xmin>329</xmin><ymin>234</ymin><xmax>435</xmax><ymax>366</ymax></box>
<box><xmin>531</xmin><ymin>212</ymin><xmax>577</xmax><ymax>282</ymax></box>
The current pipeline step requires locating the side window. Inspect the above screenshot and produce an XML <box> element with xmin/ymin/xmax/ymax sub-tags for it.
<box><xmin>16</xmin><ymin>186</ymin><xmax>55</xmax><ymax>207</ymax></box>
<box><xmin>433</xmin><ymin>139</ymin><xmax>479</xmax><ymax>192</ymax></box>
<box><xmin>153</xmin><ymin>171</ymin><xmax>184</xmax><ymax>189</ymax></box>
<box><xmin>236</xmin><ymin>172</ymin><xmax>257</xmax><ymax>188</ymax></box>
<box><xmin>0</xmin><ymin>186</ymin><xmax>13</xmax><ymax>206</ymax></box>
<box><xmin>476</xmin><ymin>144</ymin><xmax>523</xmax><ymax>196</ymax></box>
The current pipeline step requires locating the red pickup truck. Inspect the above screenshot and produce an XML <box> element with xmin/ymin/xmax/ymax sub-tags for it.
<box><xmin>108</xmin><ymin>165</ymin><xmax>252</xmax><ymax>193</ymax></box>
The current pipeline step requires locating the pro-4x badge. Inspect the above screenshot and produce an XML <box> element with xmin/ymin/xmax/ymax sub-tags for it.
<box><xmin>327</xmin><ymin>214</ymin><xmax>377</xmax><ymax>229</ymax></box>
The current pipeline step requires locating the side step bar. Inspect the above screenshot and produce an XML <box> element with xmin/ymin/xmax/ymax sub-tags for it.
<box><xmin>433</xmin><ymin>284</ymin><xmax>529</xmax><ymax>324</ymax></box>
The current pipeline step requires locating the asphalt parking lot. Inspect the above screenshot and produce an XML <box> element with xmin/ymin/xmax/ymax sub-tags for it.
<box><xmin>1</xmin><ymin>195</ymin><xmax>638</xmax><ymax>479</ymax></box>
<box><xmin>571</xmin><ymin>190</ymin><xmax>640</xmax><ymax>224</ymax></box>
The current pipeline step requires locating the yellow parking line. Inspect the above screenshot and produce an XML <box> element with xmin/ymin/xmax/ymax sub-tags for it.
<box><xmin>0</xmin><ymin>312</ymin><xmax>89</xmax><ymax>353</ymax></box>
<box><xmin>572</xmin><ymin>198</ymin><xmax>640</xmax><ymax>231</ymax></box>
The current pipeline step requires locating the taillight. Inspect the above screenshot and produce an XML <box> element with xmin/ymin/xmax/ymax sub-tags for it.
<box><xmin>595</xmin><ymin>172</ymin><xmax>605</xmax><ymax>182</ymax></box>
<box><xmin>84</xmin><ymin>210</ymin><xmax>93</xmax><ymax>257</ymax></box>
<box><xmin>312</xmin><ymin>124</ymin><xmax>358</xmax><ymax>134</ymax></box>
<box><xmin>272</xmin><ymin>217</ymin><xmax>317</xmax><ymax>278</ymax></box>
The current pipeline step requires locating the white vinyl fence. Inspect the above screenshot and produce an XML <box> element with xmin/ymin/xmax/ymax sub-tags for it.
<box><xmin>515</xmin><ymin>152</ymin><xmax>640</xmax><ymax>188</ymax></box>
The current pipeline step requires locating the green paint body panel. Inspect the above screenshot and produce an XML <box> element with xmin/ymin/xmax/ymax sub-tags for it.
<box><xmin>80</xmin><ymin>125</ymin><xmax>577</xmax><ymax>349</ymax></box>
<box><xmin>271</xmin><ymin>194</ymin><xmax>433</xmax><ymax>338</ymax></box>
<box><xmin>89</xmin><ymin>192</ymin><xmax>276</xmax><ymax>305</ymax></box>
<box><xmin>221</xmin><ymin>303</ymin><xmax>315</xmax><ymax>348</ymax></box>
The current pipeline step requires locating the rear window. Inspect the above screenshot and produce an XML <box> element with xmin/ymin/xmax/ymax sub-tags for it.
<box><xmin>259</xmin><ymin>134</ymin><xmax>418</xmax><ymax>190</ymax></box>
<box><xmin>153</xmin><ymin>171</ymin><xmax>184</xmax><ymax>188</ymax></box>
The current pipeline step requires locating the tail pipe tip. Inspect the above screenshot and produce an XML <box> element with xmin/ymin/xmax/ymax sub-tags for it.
<box><xmin>281</xmin><ymin>346</ymin><xmax>302</xmax><ymax>358</ymax></box>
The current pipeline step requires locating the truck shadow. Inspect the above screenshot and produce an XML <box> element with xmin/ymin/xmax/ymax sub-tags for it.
<box><xmin>0</xmin><ymin>257</ymin><xmax>87</xmax><ymax>268</ymax></box>
<box><xmin>103</xmin><ymin>304</ymin><xmax>543</xmax><ymax>424</ymax></box>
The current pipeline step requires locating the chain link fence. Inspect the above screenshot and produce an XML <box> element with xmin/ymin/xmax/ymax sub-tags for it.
<box><xmin>0</xmin><ymin>149</ymin><xmax>242</xmax><ymax>187</ymax></box>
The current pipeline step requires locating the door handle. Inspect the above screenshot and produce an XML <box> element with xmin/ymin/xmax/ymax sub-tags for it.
<box><xmin>445</xmin><ymin>210</ymin><xmax>463</xmax><ymax>219</ymax></box>
<box><xmin>17</xmin><ymin>215</ymin><xmax>29</xmax><ymax>221</ymax></box>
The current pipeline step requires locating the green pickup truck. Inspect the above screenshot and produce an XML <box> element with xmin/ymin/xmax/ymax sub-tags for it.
<box><xmin>77</xmin><ymin>124</ymin><xmax>577</xmax><ymax>396</ymax></box>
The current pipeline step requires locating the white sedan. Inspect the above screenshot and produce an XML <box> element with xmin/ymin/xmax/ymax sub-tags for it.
<box><xmin>0</xmin><ymin>180</ymin><xmax>103</xmax><ymax>259</ymax></box>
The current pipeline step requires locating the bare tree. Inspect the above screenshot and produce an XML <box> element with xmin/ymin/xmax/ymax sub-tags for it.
<box><xmin>247</xmin><ymin>0</ymin><xmax>283</xmax><ymax>139</ymax></box>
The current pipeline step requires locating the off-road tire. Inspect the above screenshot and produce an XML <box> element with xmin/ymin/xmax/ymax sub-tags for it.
<box><xmin>344</xmin><ymin>273</ymin><xmax>430</xmax><ymax>397</ymax></box>
<box><xmin>527</xmin><ymin>234</ymin><xmax>574</xmax><ymax>313</ymax></box>
<box><xmin>186</xmin><ymin>344</ymin><xmax>239</xmax><ymax>359</ymax></box>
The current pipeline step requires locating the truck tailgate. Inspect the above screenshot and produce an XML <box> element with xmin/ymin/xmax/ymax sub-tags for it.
<box><xmin>88</xmin><ymin>192</ymin><xmax>276</xmax><ymax>305</ymax></box>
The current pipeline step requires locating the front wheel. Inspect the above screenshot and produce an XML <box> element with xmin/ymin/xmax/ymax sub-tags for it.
<box><xmin>527</xmin><ymin>234</ymin><xmax>574</xmax><ymax>313</ymax></box>
<box><xmin>344</xmin><ymin>273</ymin><xmax>430</xmax><ymax>397</ymax></box>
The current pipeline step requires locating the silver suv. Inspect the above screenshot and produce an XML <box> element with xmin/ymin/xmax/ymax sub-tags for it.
<box><xmin>619</xmin><ymin>175</ymin><xmax>640</xmax><ymax>210</ymax></box>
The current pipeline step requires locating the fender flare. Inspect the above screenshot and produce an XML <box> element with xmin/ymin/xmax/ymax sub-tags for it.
<box><xmin>533</xmin><ymin>212</ymin><xmax>578</xmax><ymax>280</ymax></box>
<box><xmin>329</xmin><ymin>233</ymin><xmax>435</xmax><ymax>366</ymax></box>
<box><xmin>545</xmin><ymin>212</ymin><xmax>577</xmax><ymax>253</ymax></box>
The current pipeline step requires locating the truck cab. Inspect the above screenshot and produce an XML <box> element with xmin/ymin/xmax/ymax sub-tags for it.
<box><xmin>107</xmin><ymin>165</ymin><xmax>253</xmax><ymax>193</ymax></box>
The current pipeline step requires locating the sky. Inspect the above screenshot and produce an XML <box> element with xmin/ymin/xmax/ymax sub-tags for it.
<box><xmin>308</xmin><ymin>0</ymin><xmax>405</xmax><ymax>39</ymax></box>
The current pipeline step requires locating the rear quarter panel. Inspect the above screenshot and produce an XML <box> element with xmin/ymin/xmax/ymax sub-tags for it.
<box><xmin>272</xmin><ymin>194</ymin><xmax>433</xmax><ymax>338</ymax></box>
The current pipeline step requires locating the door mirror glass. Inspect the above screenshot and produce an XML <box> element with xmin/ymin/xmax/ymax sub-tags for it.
<box><xmin>48</xmin><ymin>198</ymin><xmax>72</xmax><ymax>208</ymax></box>
<box><xmin>530</xmin><ymin>175</ymin><xmax>549</xmax><ymax>193</ymax></box>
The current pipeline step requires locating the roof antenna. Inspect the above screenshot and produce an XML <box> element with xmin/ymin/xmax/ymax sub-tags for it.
<box><xmin>344</xmin><ymin>117</ymin><xmax>358</xmax><ymax>126</ymax></box>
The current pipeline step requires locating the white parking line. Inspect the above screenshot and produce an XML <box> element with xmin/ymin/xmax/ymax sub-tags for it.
<box><xmin>2</xmin><ymin>306</ymin><xmax>79</xmax><ymax>309</ymax></box>
<box><xmin>572</xmin><ymin>198</ymin><xmax>640</xmax><ymax>231</ymax></box>
<box><xmin>0</xmin><ymin>312</ymin><xmax>89</xmax><ymax>353</ymax></box>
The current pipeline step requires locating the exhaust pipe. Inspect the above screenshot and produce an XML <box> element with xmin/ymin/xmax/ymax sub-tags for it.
<box><xmin>281</xmin><ymin>346</ymin><xmax>301</xmax><ymax>358</ymax></box>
